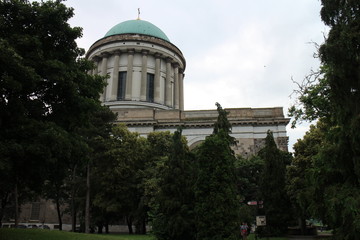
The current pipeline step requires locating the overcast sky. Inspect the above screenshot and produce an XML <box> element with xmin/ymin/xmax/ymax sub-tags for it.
<box><xmin>64</xmin><ymin>0</ymin><xmax>327</xmax><ymax>152</ymax></box>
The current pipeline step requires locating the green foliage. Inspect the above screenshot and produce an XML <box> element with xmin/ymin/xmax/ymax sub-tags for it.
<box><xmin>92</xmin><ymin>124</ymin><xmax>146</xmax><ymax>231</ymax></box>
<box><xmin>289</xmin><ymin>1</ymin><xmax>360</xmax><ymax>238</ymax></box>
<box><xmin>194</xmin><ymin>103</ymin><xmax>240</xmax><ymax>240</ymax></box>
<box><xmin>235</xmin><ymin>156</ymin><xmax>264</xmax><ymax>225</ymax></box>
<box><xmin>235</xmin><ymin>155</ymin><xmax>264</xmax><ymax>203</ymax></box>
<box><xmin>286</xmin><ymin>122</ymin><xmax>326</xmax><ymax>233</ymax></box>
<box><xmin>152</xmin><ymin>129</ymin><xmax>196</xmax><ymax>240</ymax></box>
<box><xmin>258</xmin><ymin>131</ymin><xmax>292</xmax><ymax>235</ymax></box>
<box><xmin>143</xmin><ymin>131</ymin><xmax>173</xmax><ymax>218</ymax></box>
<box><xmin>0</xmin><ymin>0</ymin><xmax>113</xmax><ymax>227</ymax></box>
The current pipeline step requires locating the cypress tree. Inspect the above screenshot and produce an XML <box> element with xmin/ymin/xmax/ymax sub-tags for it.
<box><xmin>152</xmin><ymin>129</ymin><xmax>196</xmax><ymax>240</ymax></box>
<box><xmin>194</xmin><ymin>103</ymin><xmax>240</xmax><ymax>240</ymax></box>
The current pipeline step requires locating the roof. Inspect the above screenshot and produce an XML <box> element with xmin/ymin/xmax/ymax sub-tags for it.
<box><xmin>104</xmin><ymin>19</ymin><xmax>170</xmax><ymax>42</ymax></box>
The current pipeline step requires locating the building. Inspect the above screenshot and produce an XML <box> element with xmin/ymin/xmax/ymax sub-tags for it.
<box><xmin>86</xmin><ymin>18</ymin><xmax>290</xmax><ymax>155</ymax></box>
<box><xmin>11</xmin><ymin>17</ymin><xmax>289</xmax><ymax>229</ymax></box>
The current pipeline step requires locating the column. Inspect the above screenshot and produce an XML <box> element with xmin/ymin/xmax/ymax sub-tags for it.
<box><xmin>140</xmin><ymin>50</ymin><xmax>148</xmax><ymax>101</ymax></box>
<box><xmin>100</xmin><ymin>52</ymin><xmax>109</xmax><ymax>102</ymax></box>
<box><xmin>179</xmin><ymin>70</ymin><xmax>185</xmax><ymax>110</ymax></box>
<box><xmin>92</xmin><ymin>56</ymin><xmax>100</xmax><ymax>75</ymax></box>
<box><xmin>125</xmin><ymin>49</ymin><xmax>134</xmax><ymax>100</ymax></box>
<box><xmin>111</xmin><ymin>50</ymin><xmax>121</xmax><ymax>101</ymax></box>
<box><xmin>154</xmin><ymin>53</ymin><xmax>161</xmax><ymax>103</ymax></box>
<box><xmin>165</xmin><ymin>58</ymin><xmax>172</xmax><ymax>107</ymax></box>
<box><xmin>173</xmin><ymin>64</ymin><xmax>179</xmax><ymax>109</ymax></box>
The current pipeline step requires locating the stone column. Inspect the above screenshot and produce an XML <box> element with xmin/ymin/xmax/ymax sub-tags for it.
<box><xmin>100</xmin><ymin>52</ymin><xmax>109</xmax><ymax>102</ymax></box>
<box><xmin>111</xmin><ymin>50</ymin><xmax>121</xmax><ymax>101</ymax></box>
<box><xmin>165</xmin><ymin>58</ymin><xmax>172</xmax><ymax>107</ymax></box>
<box><xmin>92</xmin><ymin>56</ymin><xmax>100</xmax><ymax>75</ymax></box>
<box><xmin>125</xmin><ymin>49</ymin><xmax>134</xmax><ymax>100</ymax></box>
<box><xmin>173</xmin><ymin>64</ymin><xmax>179</xmax><ymax>109</ymax></box>
<box><xmin>179</xmin><ymin>70</ymin><xmax>184</xmax><ymax>111</ymax></box>
<box><xmin>140</xmin><ymin>50</ymin><xmax>148</xmax><ymax>101</ymax></box>
<box><xmin>154</xmin><ymin>53</ymin><xmax>161</xmax><ymax>103</ymax></box>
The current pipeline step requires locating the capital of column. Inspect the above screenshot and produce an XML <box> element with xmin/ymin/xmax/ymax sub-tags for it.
<box><xmin>165</xmin><ymin>57</ymin><xmax>173</xmax><ymax>63</ymax></box>
<box><xmin>101</xmin><ymin>52</ymin><xmax>110</xmax><ymax>58</ymax></box>
<box><xmin>141</xmin><ymin>50</ymin><xmax>149</xmax><ymax>56</ymax></box>
<box><xmin>127</xmin><ymin>48</ymin><xmax>135</xmax><ymax>54</ymax></box>
<box><xmin>92</xmin><ymin>55</ymin><xmax>101</xmax><ymax>62</ymax></box>
<box><xmin>112</xmin><ymin>50</ymin><xmax>121</xmax><ymax>55</ymax></box>
<box><xmin>154</xmin><ymin>52</ymin><xmax>162</xmax><ymax>59</ymax></box>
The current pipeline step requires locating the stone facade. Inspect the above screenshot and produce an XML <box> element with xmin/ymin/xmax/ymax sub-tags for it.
<box><xmin>113</xmin><ymin>107</ymin><xmax>289</xmax><ymax>156</ymax></box>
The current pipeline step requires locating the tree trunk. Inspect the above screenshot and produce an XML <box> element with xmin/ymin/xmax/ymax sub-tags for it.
<box><xmin>126</xmin><ymin>216</ymin><xmax>133</xmax><ymax>234</ymax></box>
<box><xmin>55</xmin><ymin>196</ymin><xmax>63</xmax><ymax>230</ymax></box>
<box><xmin>14</xmin><ymin>184</ymin><xmax>18</xmax><ymax>227</ymax></box>
<box><xmin>85</xmin><ymin>162</ymin><xmax>91</xmax><ymax>233</ymax></box>
<box><xmin>105</xmin><ymin>222</ymin><xmax>109</xmax><ymax>234</ymax></box>
<box><xmin>97</xmin><ymin>223</ymin><xmax>103</xmax><ymax>234</ymax></box>
<box><xmin>300</xmin><ymin>217</ymin><xmax>306</xmax><ymax>235</ymax></box>
<box><xmin>0</xmin><ymin>193</ymin><xmax>10</xmax><ymax>228</ymax></box>
<box><xmin>71</xmin><ymin>165</ymin><xmax>77</xmax><ymax>232</ymax></box>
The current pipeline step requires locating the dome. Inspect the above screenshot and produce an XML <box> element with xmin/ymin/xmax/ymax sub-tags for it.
<box><xmin>104</xmin><ymin>19</ymin><xmax>170</xmax><ymax>42</ymax></box>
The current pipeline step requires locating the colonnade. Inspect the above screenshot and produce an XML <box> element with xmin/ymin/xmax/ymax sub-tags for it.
<box><xmin>91</xmin><ymin>48</ymin><xmax>184</xmax><ymax>110</ymax></box>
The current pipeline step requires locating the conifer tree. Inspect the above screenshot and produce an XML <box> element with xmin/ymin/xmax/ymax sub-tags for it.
<box><xmin>152</xmin><ymin>129</ymin><xmax>196</xmax><ymax>240</ymax></box>
<box><xmin>194</xmin><ymin>103</ymin><xmax>240</xmax><ymax>240</ymax></box>
<box><xmin>258</xmin><ymin>131</ymin><xmax>292</xmax><ymax>235</ymax></box>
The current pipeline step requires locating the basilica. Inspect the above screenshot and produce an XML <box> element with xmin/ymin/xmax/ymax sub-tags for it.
<box><xmin>86</xmin><ymin>18</ymin><xmax>290</xmax><ymax>156</ymax></box>
<box><xmin>11</xmin><ymin>17</ymin><xmax>289</xmax><ymax>230</ymax></box>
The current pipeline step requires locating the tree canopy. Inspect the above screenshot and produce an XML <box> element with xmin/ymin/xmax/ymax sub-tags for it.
<box><xmin>289</xmin><ymin>0</ymin><xmax>360</xmax><ymax>238</ymax></box>
<box><xmin>0</xmin><ymin>0</ymin><xmax>114</xmax><ymax>227</ymax></box>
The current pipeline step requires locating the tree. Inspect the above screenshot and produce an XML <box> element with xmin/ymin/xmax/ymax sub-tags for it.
<box><xmin>152</xmin><ymin>129</ymin><xmax>196</xmax><ymax>240</ymax></box>
<box><xmin>286</xmin><ymin>122</ymin><xmax>325</xmax><ymax>234</ymax></box>
<box><xmin>258</xmin><ymin>131</ymin><xmax>292</xmax><ymax>236</ymax></box>
<box><xmin>289</xmin><ymin>1</ymin><xmax>360</xmax><ymax>238</ymax></box>
<box><xmin>194</xmin><ymin>103</ymin><xmax>240</xmax><ymax>240</ymax></box>
<box><xmin>143</xmin><ymin>131</ymin><xmax>173</xmax><ymax>221</ymax></box>
<box><xmin>0</xmin><ymin>0</ymin><xmax>109</xmax><ymax>227</ymax></box>
<box><xmin>235</xmin><ymin>155</ymin><xmax>264</xmax><ymax>224</ymax></box>
<box><xmin>92</xmin><ymin>124</ymin><xmax>147</xmax><ymax>234</ymax></box>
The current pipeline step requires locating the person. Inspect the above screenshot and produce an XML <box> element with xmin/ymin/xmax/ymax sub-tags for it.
<box><xmin>240</xmin><ymin>222</ymin><xmax>249</xmax><ymax>240</ymax></box>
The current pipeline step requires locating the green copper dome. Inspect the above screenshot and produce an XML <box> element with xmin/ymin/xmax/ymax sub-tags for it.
<box><xmin>104</xmin><ymin>19</ymin><xmax>170</xmax><ymax>42</ymax></box>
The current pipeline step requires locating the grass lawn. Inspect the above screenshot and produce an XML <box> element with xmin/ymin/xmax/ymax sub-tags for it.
<box><xmin>0</xmin><ymin>229</ymin><xmax>297</xmax><ymax>240</ymax></box>
<box><xmin>0</xmin><ymin>228</ymin><xmax>154</xmax><ymax>240</ymax></box>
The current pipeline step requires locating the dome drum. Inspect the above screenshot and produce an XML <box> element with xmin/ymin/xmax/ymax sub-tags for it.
<box><xmin>87</xmin><ymin>19</ymin><xmax>185</xmax><ymax>111</ymax></box>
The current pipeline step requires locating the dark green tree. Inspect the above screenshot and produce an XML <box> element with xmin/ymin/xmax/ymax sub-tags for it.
<box><xmin>235</xmin><ymin>155</ymin><xmax>264</xmax><ymax>224</ymax></box>
<box><xmin>286</xmin><ymin>122</ymin><xmax>325</xmax><ymax>234</ymax></box>
<box><xmin>194</xmin><ymin>103</ymin><xmax>240</xmax><ymax>240</ymax></box>
<box><xmin>258</xmin><ymin>131</ymin><xmax>292</xmax><ymax>236</ymax></box>
<box><xmin>0</xmin><ymin>0</ymin><xmax>109</xmax><ymax>227</ymax></box>
<box><xmin>92</xmin><ymin>124</ymin><xmax>147</xmax><ymax>234</ymax></box>
<box><xmin>152</xmin><ymin>129</ymin><xmax>196</xmax><ymax>240</ymax></box>
<box><xmin>143</xmin><ymin>131</ymin><xmax>173</xmax><ymax>220</ymax></box>
<box><xmin>289</xmin><ymin>1</ymin><xmax>360</xmax><ymax>238</ymax></box>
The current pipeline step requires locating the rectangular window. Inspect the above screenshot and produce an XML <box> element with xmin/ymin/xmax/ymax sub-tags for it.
<box><xmin>117</xmin><ymin>71</ymin><xmax>127</xmax><ymax>100</ymax></box>
<box><xmin>147</xmin><ymin>73</ymin><xmax>155</xmax><ymax>102</ymax></box>
<box><xmin>30</xmin><ymin>202</ymin><xmax>40</xmax><ymax>220</ymax></box>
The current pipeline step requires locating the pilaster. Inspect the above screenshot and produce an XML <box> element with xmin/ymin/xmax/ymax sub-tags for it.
<box><xmin>111</xmin><ymin>50</ymin><xmax>121</xmax><ymax>101</ymax></box>
<box><xmin>154</xmin><ymin>53</ymin><xmax>161</xmax><ymax>103</ymax></box>
<box><xmin>165</xmin><ymin>57</ymin><xmax>172</xmax><ymax>107</ymax></box>
<box><xmin>125</xmin><ymin>49</ymin><xmax>134</xmax><ymax>100</ymax></box>
<box><xmin>140</xmin><ymin>50</ymin><xmax>148</xmax><ymax>101</ymax></box>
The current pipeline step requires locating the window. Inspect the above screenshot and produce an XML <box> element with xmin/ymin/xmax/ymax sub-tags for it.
<box><xmin>147</xmin><ymin>73</ymin><xmax>155</xmax><ymax>102</ymax></box>
<box><xmin>30</xmin><ymin>202</ymin><xmax>40</xmax><ymax>220</ymax></box>
<box><xmin>117</xmin><ymin>71</ymin><xmax>127</xmax><ymax>100</ymax></box>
